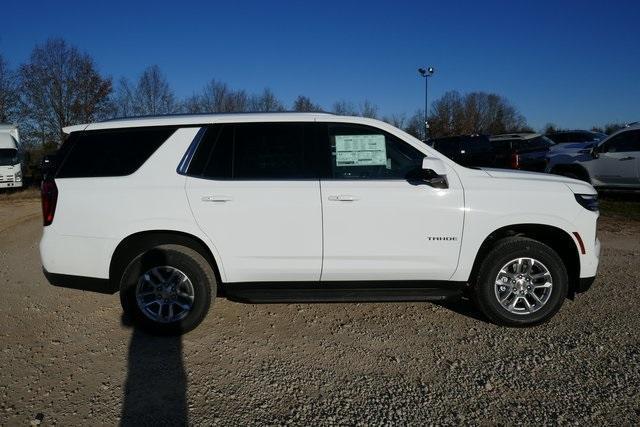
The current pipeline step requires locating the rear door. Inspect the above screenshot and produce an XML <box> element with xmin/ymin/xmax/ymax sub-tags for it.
<box><xmin>185</xmin><ymin>122</ymin><xmax>323</xmax><ymax>283</ymax></box>
<box><xmin>593</xmin><ymin>130</ymin><xmax>640</xmax><ymax>186</ymax></box>
<box><xmin>318</xmin><ymin>122</ymin><xmax>465</xmax><ymax>281</ymax></box>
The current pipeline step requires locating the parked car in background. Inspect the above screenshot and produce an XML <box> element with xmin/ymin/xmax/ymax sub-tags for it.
<box><xmin>546</xmin><ymin>130</ymin><xmax>607</xmax><ymax>146</ymax></box>
<box><xmin>428</xmin><ymin>134</ymin><xmax>497</xmax><ymax>168</ymax></box>
<box><xmin>41</xmin><ymin>113</ymin><xmax>599</xmax><ymax>334</ymax></box>
<box><xmin>489</xmin><ymin>133</ymin><xmax>556</xmax><ymax>172</ymax></box>
<box><xmin>429</xmin><ymin>133</ymin><xmax>556</xmax><ymax>172</ymax></box>
<box><xmin>546</xmin><ymin>124</ymin><xmax>640</xmax><ymax>188</ymax></box>
<box><xmin>0</xmin><ymin>124</ymin><xmax>23</xmax><ymax>189</ymax></box>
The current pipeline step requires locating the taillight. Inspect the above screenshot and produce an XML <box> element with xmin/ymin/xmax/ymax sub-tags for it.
<box><xmin>510</xmin><ymin>153</ymin><xmax>521</xmax><ymax>169</ymax></box>
<box><xmin>41</xmin><ymin>180</ymin><xmax>58</xmax><ymax>226</ymax></box>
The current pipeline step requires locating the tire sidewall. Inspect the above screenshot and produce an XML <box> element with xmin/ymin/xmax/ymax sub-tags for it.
<box><xmin>120</xmin><ymin>246</ymin><xmax>213</xmax><ymax>335</ymax></box>
<box><xmin>477</xmin><ymin>239</ymin><xmax>568</xmax><ymax>326</ymax></box>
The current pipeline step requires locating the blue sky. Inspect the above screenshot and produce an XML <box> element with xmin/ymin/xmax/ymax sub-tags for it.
<box><xmin>2</xmin><ymin>0</ymin><xmax>638</xmax><ymax>130</ymax></box>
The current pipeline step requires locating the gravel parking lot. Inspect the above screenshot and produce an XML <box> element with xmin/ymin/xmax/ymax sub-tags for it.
<box><xmin>1</xmin><ymin>196</ymin><xmax>639</xmax><ymax>425</ymax></box>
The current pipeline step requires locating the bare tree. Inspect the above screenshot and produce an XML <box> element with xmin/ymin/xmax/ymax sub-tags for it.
<box><xmin>332</xmin><ymin>100</ymin><xmax>358</xmax><ymax>116</ymax></box>
<box><xmin>382</xmin><ymin>113</ymin><xmax>406</xmax><ymax>129</ymax></box>
<box><xmin>18</xmin><ymin>38</ymin><xmax>112</xmax><ymax>147</ymax></box>
<box><xmin>133</xmin><ymin>65</ymin><xmax>178</xmax><ymax>115</ymax></box>
<box><xmin>249</xmin><ymin>88</ymin><xmax>285</xmax><ymax>112</ymax></box>
<box><xmin>543</xmin><ymin>123</ymin><xmax>558</xmax><ymax>134</ymax></box>
<box><xmin>359</xmin><ymin>100</ymin><xmax>379</xmax><ymax>119</ymax></box>
<box><xmin>184</xmin><ymin>80</ymin><xmax>250</xmax><ymax>113</ymax></box>
<box><xmin>292</xmin><ymin>95</ymin><xmax>321</xmax><ymax>112</ymax></box>
<box><xmin>603</xmin><ymin>122</ymin><xmax>625</xmax><ymax>135</ymax></box>
<box><xmin>404</xmin><ymin>109</ymin><xmax>426</xmax><ymax>141</ymax></box>
<box><xmin>428</xmin><ymin>90</ymin><xmax>528</xmax><ymax>137</ymax></box>
<box><xmin>113</xmin><ymin>77</ymin><xmax>136</xmax><ymax>118</ymax></box>
<box><xmin>427</xmin><ymin>91</ymin><xmax>465</xmax><ymax>137</ymax></box>
<box><xmin>0</xmin><ymin>54</ymin><xmax>18</xmax><ymax>123</ymax></box>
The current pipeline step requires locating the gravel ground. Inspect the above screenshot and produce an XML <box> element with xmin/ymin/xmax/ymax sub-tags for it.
<box><xmin>0</xmin><ymin>199</ymin><xmax>639</xmax><ymax>426</ymax></box>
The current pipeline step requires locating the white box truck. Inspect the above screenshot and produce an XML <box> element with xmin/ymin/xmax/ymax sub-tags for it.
<box><xmin>0</xmin><ymin>124</ymin><xmax>23</xmax><ymax>189</ymax></box>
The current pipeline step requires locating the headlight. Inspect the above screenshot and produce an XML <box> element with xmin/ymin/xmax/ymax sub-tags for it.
<box><xmin>574</xmin><ymin>193</ymin><xmax>598</xmax><ymax>212</ymax></box>
<box><xmin>15</xmin><ymin>170</ymin><xmax>22</xmax><ymax>182</ymax></box>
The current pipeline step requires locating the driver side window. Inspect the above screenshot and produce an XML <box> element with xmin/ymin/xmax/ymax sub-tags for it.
<box><xmin>327</xmin><ymin>124</ymin><xmax>424</xmax><ymax>179</ymax></box>
<box><xmin>603</xmin><ymin>130</ymin><xmax>640</xmax><ymax>153</ymax></box>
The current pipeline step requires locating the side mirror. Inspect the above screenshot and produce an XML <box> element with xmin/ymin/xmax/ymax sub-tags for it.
<box><xmin>591</xmin><ymin>146</ymin><xmax>600</xmax><ymax>158</ymax></box>
<box><xmin>422</xmin><ymin>157</ymin><xmax>448</xmax><ymax>175</ymax></box>
<box><xmin>406</xmin><ymin>157</ymin><xmax>449</xmax><ymax>188</ymax></box>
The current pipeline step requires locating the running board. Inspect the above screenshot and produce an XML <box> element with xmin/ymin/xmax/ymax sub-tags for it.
<box><xmin>221</xmin><ymin>281</ymin><xmax>465</xmax><ymax>304</ymax></box>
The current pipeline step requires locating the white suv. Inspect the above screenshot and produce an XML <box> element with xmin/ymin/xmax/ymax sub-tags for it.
<box><xmin>546</xmin><ymin>124</ymin><xmax>640</xmax><ymax>188</ymax></box>
<box><xmin>40</xmin><ymin>113</ymin><xmax>600</xmax><ymax>334</ymax></box>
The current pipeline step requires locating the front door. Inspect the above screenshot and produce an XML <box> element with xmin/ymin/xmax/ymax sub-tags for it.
<box><xmin>185</xmin><ymin>122</ymin><xmax>323</xmax><ymax>283</ymax></box>
<box><xmin>318</xmin><ymin>123</ymin><xmax>465</xmax><ymax>281</ymax></box>
<box><xmin>592</xmin><ymin>129</ymin><xmax>640</xmax><ymax>187</ymax></box>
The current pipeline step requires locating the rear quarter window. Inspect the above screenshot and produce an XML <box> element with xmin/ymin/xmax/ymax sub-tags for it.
<box><xmin>56</xmin><ymin>127</ymin><xmax>178</xmax><ymax>178</ymax></box>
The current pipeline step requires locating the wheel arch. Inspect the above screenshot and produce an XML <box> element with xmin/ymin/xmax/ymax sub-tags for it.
<box><xmin>468</xmin><ymin>223</ymin><xmax>581</xmax><ymax>298</ymax></box>
<box><xmin>109</xmin><ymin>230</ymin><xmax>223</xmax><ymax>291</ymax></box>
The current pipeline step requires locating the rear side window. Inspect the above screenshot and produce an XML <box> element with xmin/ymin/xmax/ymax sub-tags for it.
<box><xmin>546</xmin><ymin>133</ymin><xmax>566</xmax><ymax>143</ymax></box>
<box><xmin>57</xmin><ymin>127</ymin><xmax>177</xmax><ymax>178</ymax></box>
<box><xmin>431</xmin><ymin>138</ymin><xmax>460</xmax><ymax>157</ymax></box>
<box><xmin>189</xmin><ymin>122</ymin><xmax>318</xmax><ymax>180</ymax></box>
<box><xmin>461</xmin><ymin>136</ymin><xmax>492</xmax><ymax>154</ymax></box>
<box><xmin>528</xmin><ymin>136</ymin><xmax>555</xmax><ymax>150</ymax></box>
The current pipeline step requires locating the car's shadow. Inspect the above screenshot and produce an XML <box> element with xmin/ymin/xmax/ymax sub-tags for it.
<box><xmin>435</xmin><ymin>297</ymin><xmax>492</xmax><ymax>324</ymax></box>
<box><xmin>120</xmin><ymin>314</ymin><xmax>188</xmax><ymax>426</ymax></box>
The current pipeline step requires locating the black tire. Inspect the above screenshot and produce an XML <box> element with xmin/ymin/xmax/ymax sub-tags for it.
<box><xmin>119</xmin><ymin>244</ymin><xmax>216</xmax><ymax>335</ymax></box>
<box><xmin>473</xmin><ymin>237</ymin><xmax>568</xmax><ymax>327</ymax></box>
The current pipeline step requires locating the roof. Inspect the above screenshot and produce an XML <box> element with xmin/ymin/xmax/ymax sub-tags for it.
<box><xmin>0</xmin><ymin>133</ymin><xmax>18</xmax><ymax>150</ymax></box>
<box><xmin>0</xmin><ymin>123</ymin><xmax>19</xmax><ymax>148</ymax></box>
<box><xmin>490</xmin><ymin>133</ymin><xmax>541</xmax><ymax>141</ymax></box>
<box><xmin>63</xmin><ymin>112</ymin><xmax>338</xmax><ymax>134</ymax></box>
<box><xmin>546</xmin><ymin>129</ymin><xmax>599</xmax><ymax>134</ymax></box>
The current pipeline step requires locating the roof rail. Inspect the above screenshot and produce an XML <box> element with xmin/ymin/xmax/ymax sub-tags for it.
<box><xmin>101</xmin><ymin>111</ymin><xmax>335</xmax><ymax>123</ymax></box>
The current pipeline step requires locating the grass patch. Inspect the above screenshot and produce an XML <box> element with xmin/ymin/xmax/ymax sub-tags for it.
<box><xmin>599</xmin><ymin>192</ymin><xmax>640</xmax><ymax>222</ymax></box>
<box><xmin>0</xmin><ymin>187</ymin><xmax>40</xmax><ymax>201</ymax></box>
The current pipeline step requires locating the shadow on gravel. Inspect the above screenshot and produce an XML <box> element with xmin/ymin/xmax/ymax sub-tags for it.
<box><xmin>120</xmin><ymin>314</ymin><xmax>188</xmax><ymax>426</ymax></box>
<box><xmin>436</xmin><ymin>297</ymin><xmax>492</xmax><ymax>324</ymax></box>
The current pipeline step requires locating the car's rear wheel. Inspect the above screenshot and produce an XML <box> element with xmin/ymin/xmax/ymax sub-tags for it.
<box><xmin>120</xmin><ymin>245</ymin><xmax>215</xmax><ymax>335</ymax></box>
<box><xmin>474</xmin><ymin>237</ymin><xmax>568</xmax><ymax>326</ymax></box>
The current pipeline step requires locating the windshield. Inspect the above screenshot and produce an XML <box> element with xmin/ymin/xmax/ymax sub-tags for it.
<box><xmin>0</xmin><ymin>148</ymin><xmax>19</xmax><ymax>166</ymax></box>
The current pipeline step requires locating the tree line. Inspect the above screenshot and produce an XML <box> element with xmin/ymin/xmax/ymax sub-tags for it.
<box><xmin>1</xmin><ymin>37</ymin><xmax>624</xmax><ymax>155</ymax></box>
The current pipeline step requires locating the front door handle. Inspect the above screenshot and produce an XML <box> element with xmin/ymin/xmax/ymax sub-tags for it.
<box><xmin>620</xmin><ymin>156</ymin><xmax>635</xmax><ymax>161</ymax></box>
<box><xmin>328</xmin><ymin>195</ymin><xmax>359</xmax><ymax>202</ymax></box>
<box><xmin>202</xmin><ymin>195</ymin><xmax>233</xmax><ymax>202</ymax></box>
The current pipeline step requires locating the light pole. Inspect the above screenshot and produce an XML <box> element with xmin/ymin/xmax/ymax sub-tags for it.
<box><xmin>418</xmin><ymin>67</ymin><xmax>435</xmax><ymax>141</ymax></box>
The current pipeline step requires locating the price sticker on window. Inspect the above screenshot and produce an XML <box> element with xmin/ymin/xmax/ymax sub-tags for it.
<box><xmin>335</xmin><ymin>134</ymin><xmax>387</xmax><ymax>167</ymax></box>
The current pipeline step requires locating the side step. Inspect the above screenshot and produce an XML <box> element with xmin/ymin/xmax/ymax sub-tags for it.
<box><xmin>221</xmin><ymin>281</ymin><xmax>465</xmax><ymax>304</ymax></box>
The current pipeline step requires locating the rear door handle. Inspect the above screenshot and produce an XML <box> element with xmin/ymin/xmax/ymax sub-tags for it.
<box><xmin>620</xmin><ymin>156</ymin><xmax>635</xmax><ymax>161</ymax></box>
<box><xmin>328</xmin><ymin>195</ymin><xmax>359</xmax><ymax>202</ymax></box>
<box><xmin>202</xmin><ymin>195</ymin><xmax>233</xmax><ymax>202</ymax></box>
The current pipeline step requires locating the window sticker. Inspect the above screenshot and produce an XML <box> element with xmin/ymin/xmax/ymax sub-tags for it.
<box><xmin>335</xmin><ymin>134</ymin><xmax>387</xmax><ymax>167</ymax></box>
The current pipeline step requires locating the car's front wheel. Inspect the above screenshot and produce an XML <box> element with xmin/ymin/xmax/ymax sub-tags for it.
<box><xmin>120</xmin><ymin>244</ymin><xmax>216</xmax><ymax>335</ymax></box>
<box><xmin>474</xmin><ymin>237</ymin><xmax>568</xmax><ymax>326</ymax></box>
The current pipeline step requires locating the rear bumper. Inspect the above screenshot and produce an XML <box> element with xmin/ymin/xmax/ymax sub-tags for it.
<box><xmin>43</xmin><ymin>268</ymin><xmax>117</xmax><ymax>294</ymax></box>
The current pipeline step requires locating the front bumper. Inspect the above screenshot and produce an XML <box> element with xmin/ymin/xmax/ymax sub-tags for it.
<box><xmin>0</xmin><ymin>181</ymin><xmax>22</xmax><ymax>188</ymax></box>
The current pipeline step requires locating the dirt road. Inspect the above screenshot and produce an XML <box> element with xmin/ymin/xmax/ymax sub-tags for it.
<box><xmin>1</xmin><ymin>199</ymin><xmax>639</xmax><ymax>425</ymax></box>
